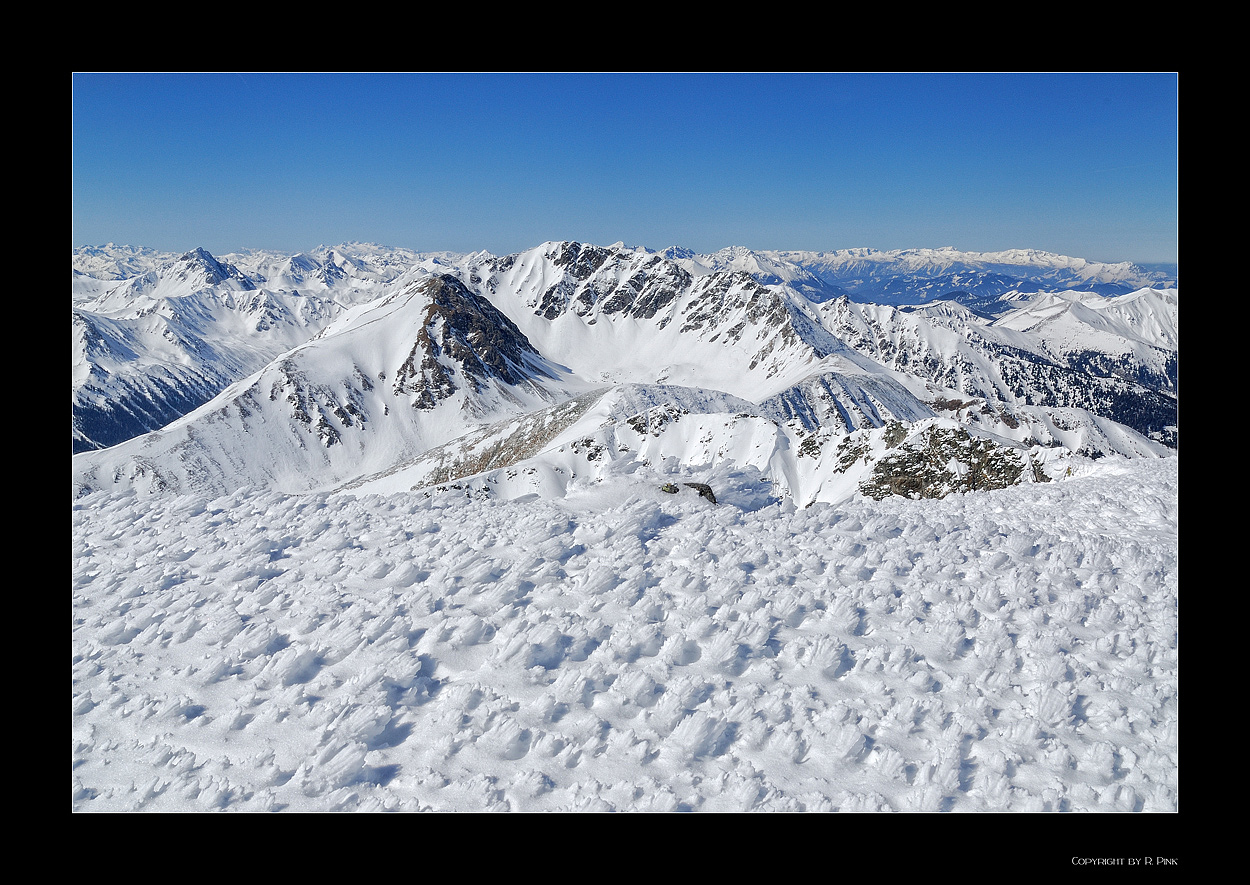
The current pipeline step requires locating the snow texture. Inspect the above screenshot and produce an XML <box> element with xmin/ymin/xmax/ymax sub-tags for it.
<box><xmin>72</xmin><ymin>456</ymin><xmax>1177</xmax><ymax>812</ymax></box>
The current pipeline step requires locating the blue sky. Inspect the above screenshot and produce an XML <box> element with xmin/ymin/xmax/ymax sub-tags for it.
<box><xmin>72</xmin><ymin>73</ymin><xmax>1178</xmax><ymax>263</ymax></box>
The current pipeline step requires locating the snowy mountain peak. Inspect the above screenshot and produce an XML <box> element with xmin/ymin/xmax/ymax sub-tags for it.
<box><xmin>165</xmin><ymin>246</ymin><xmax>255</xmax><ymax>291</ymax></box>
<box><xmin>391</xmin><ymin>274</ymin><xmax>555</xmax><ymax>412</ymax></box>
<box><xmin>73</xmin><ymin>238</ymin><xmax>1177</xmax><ymax>501</ymax></box>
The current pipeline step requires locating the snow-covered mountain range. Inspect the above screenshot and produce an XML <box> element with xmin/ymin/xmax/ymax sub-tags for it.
<box><xmin>71</xmin><ymin>239</ymin><xmax>1178</xmax><ymax>812</ymax></box>
<box><xmin>73</xmin><ymin>240</ymin><xmax>1177</xmax><ymax>507</ymax></box>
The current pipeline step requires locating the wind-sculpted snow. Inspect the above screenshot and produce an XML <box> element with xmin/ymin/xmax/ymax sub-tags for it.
<box><xmin>72</xmin><ymin>457</ymin><xmax>1176</xmax><ymax>812</ymax></box>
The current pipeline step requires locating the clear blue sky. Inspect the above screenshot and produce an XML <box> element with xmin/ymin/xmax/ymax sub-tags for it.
<box><xmin>72</xmin><ymin>73</ymin><xmax>1178</xmax><ymax>264</ymax></box>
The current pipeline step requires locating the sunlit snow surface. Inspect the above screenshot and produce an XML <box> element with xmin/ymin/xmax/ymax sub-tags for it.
<box><xmin>72</xmin><ymin>456</ymin><xmax>1177</xmax><ymax>812</ymax></box>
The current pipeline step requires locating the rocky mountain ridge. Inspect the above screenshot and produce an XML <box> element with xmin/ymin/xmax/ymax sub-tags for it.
<box><xmin>72</xmin><ymin>240</ymin><xmax>1177</xmax><ymax>505</ymax></box>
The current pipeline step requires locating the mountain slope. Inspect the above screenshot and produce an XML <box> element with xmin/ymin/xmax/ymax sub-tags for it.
<box><xmin>73</xmin><ymin>273</ymin><xmax>574</xmax><ymax>495</ymax></box>
<box><xmin>816</xmin><ymin>291</ymin><xmax>1178</xmax><ymax>447</ymax></box>
<box><xmin>72</xmin><ymin>240</ymin><xmax>1176</xmax><ymax>504</ymax></box>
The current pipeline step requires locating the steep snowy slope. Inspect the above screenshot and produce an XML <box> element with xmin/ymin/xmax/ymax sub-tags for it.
<box><xmin>73</xmin><ymin>245</ymin><xmax>472</xmax><ymax>452</ymax></box>
<box><xmin>992</xmin><ymin>288</ymin><xmax>1178</xmax><ymax>391</ymax></box>
<box><xmin>817</xmin><ymin>292</ymin><xmax>1178</xmax><ymax>448</ymax></box>
<box><xmin>73</xmin><ymin>274</ymin><xmax>575</xmax><ymax>496</ymax></box>
<box><xmin>466</xmin><ymin>242</ymin><xmax>823</xmax><ymax>399</ymax></box>
<box><xmin>464</xmin><ymin>242</ymin><xmax>943</xmax><ymax>429</ymax></box>
<box><xmin>73</xmin><ymin>249</ymin><xmax>346</xmax><ymax>452</ymax></box>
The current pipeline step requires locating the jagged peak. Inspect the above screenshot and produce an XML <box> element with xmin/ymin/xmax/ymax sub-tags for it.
<box><xmin>179</xmin><ymin>246</ymin><xmax>217</xmax><ymax>262</ymax></box>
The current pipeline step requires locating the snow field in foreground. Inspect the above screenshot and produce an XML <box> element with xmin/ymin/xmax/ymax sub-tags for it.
<box><xmin>72</xmin><ymin>457</ymin><xmax>1177</xmax><ymax>811</ymax></box>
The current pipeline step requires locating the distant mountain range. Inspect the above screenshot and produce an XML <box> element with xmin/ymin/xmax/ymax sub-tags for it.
<box><xmin>72</xmin><ymin>241</ymin><xmax>1177</xmax><ymax>506</ymax></box>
